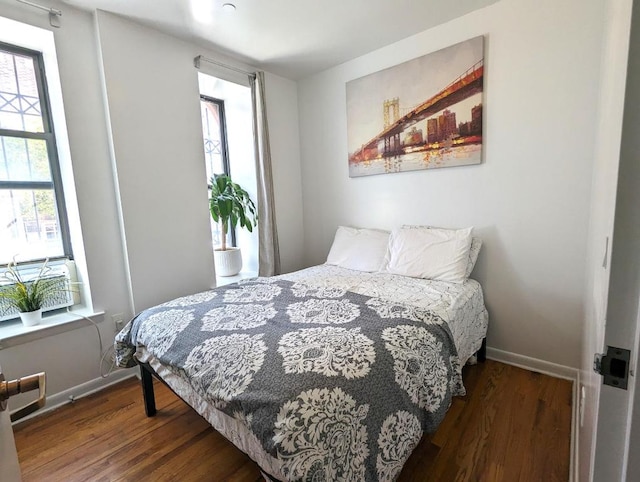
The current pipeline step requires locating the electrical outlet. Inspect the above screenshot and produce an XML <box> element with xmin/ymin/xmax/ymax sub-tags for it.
<box><xmin>112</xmin><ymin>313</ymin><xmax>125</xmax><ymax>332</ymax></box>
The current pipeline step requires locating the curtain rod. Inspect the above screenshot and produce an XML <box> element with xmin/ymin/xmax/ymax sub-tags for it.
<box><xmin>193</xmin><ymin>55</ymin><xmax>256</xmax><ymax>79</ymax></box>
<box><xmin>16</xmin><ymin>0</ymin><xmax>62</xmax><ymax>27</ymax></box>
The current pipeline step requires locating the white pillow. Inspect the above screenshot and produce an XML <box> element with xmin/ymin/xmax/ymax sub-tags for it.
<box><xmin>385</xmin><ymin>226</ymin><xmax>473</xmax><ymax>283</ymax></box>
<box><xmin>401</xmin><ymin>225</ymin><xmax>481</xmax><ymax>279</ymax></box>
<box><xmin>326</xmin><ymin>226</ymin><xmax>390</xmax><ymax>272</ymax></box>
<box><xmin>465</xmin><ymin>237</ymin><xmax>482</xmax><ymax>277</ymax></box>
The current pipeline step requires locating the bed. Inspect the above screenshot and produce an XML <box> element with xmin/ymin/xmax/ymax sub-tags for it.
<box><xmin>115</xmin><ymin>226</ymin><xmax>489</xmax><ymax>481</ymax></box>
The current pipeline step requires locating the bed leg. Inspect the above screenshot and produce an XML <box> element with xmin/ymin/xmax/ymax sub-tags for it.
<box><xmin>478</xmin><ymin>337</ymin><xmax>487</xmax><ymax>363</ymax></box>
<box><xmin>140</xmin><ymin>365</ymin><xmax>157</xmax><ymax>417</ymax></box>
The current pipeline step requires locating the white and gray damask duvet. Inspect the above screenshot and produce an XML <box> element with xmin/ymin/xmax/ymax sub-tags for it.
<box><xmin>115</xmin><ymin>266</ymin><xmax>488</xmax><ymax>482</ymax></box>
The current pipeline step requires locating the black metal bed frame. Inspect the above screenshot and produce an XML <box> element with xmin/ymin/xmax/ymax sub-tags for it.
<box><xmin>478</xmin><ymin>336</ymin><xmax>487</xmax><ymax>363</ymax></box>
<box><xmin>138</xmin><ymin>362</ymin><xmax>157</xmax><ymax>417</ymax></box>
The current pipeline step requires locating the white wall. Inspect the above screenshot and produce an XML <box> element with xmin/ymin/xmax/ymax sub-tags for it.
<box><xmin>264</xmin><ymin>72</ymin><xmax>305</xmax><ymax>274</ymax></box>
<box><xmin>96</xmin><ymin>11</ymin><xmax>305</xmax><ymax>310</ymax></box>
<box><xmin>297</xmin><ymin>0</ymin><xmax>607</xmax><ymax>368</ymax></box>
<box><xmin>96</xmin><ymin>10</ymin><xmax>216</xmax><ymax>312</ymax></box>
<box><xmin>0</xmin><ymin>2</ymin><xmax>303</xmax><ymax>406</ymax></box>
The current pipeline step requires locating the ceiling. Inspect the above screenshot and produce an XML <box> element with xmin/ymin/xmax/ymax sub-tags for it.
<box><xmin>62</xmin><ymin>0</ymin><xmax>498</xmax><ymax>79</ymax></box>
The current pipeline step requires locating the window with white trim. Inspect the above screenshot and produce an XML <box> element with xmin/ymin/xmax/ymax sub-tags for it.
<box><xmin>0</xmin><ymin>41</ymin><xmax>71</xmax><ymax>265</ymax></box>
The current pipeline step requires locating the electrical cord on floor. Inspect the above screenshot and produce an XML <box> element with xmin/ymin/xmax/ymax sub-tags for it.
<box><xmin>67</xmin><ymin>308</ymin><xmax>117</xmax><ymax>378</ymax></box>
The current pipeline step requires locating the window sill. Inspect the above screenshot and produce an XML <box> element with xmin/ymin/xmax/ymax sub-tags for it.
<box><xmin>215</xmin><ymin>271</ymin><xmax>258</xmax><ymax>287</ymax></box>
<box><xmin>0</xmin><ymin>308</ymin><xmax>105</xmax><ymax>350</ymax></box>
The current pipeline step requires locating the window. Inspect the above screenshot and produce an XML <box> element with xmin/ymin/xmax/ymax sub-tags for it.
<box><xmin>0</xmin><ymin>41</ymin><xmax>71</xmax><ymax>265</ymax></box>
<box><xmin>199</xmin><ymin>73</ymin><xmax>258</xmax><ymax>275</ymax></box>
<box><xmin>200</xmin><ymin>95</ymin><xmax>236</xmax><ymax>248</ymax></box>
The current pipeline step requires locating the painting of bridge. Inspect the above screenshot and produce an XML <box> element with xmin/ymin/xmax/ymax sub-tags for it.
<box><xmin>346</xmin><ymin>36</ymin><xmax>484</xmax><ymax>177</ymax></box>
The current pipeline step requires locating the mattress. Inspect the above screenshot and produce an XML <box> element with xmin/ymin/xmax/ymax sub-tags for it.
<box><xmin>278</xmin><ymin>264</ymin><xmax>488</xmax><ymax>366</ymax></box>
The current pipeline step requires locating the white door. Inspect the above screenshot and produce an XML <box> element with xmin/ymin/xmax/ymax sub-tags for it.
<box><xmin>586</xmin><ymin>0</ymin><xmax>639</xmax><ymax>480</ymax></box>
<box><xmin>0</xmin><ymin>364</ymin><xmax>22</xmax><ymax>482</ymax></box>
<box><xmin>579</xmin><ymin>0</ymin><xmax>634</xmax><ymax>480</ymax></box>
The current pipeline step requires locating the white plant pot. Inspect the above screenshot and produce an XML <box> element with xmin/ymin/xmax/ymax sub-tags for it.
<box><xmin>214</xmin><ymin>247</ymin><xmax>243</xmax><ymax>277</ymax></box>
<box><xmin>19</xmin><ymin>308</ymin><xmax>42</xmax><ymax>327</ymax></box>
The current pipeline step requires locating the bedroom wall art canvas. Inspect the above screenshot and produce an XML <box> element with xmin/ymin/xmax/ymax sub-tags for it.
<box><xmin>347</xmin><ymin>36</ymin><xmax>484</xmax><ymax>177</ymax></box>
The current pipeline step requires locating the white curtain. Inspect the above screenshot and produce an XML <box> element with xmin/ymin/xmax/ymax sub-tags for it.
<box><xmin>250</xmin><ymin>72</ymin><xmax>281</xmax><ymax>276</ymax></box>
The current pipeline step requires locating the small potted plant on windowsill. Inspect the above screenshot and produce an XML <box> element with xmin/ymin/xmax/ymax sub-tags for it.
<box><xmin>209</xmin><ymin>174</ymin><xmax>258</xmax><ymax>277</ymax></box>
<box><xmin>0</xmin><ymin>259</ymin><xmax>62</xmax><ymax>326</ymax></box>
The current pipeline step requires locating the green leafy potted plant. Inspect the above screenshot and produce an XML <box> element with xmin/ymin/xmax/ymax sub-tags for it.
<box><xmin>0</xmin><ymin>259</ymin><xmax>62</xmax><ymax>326</ymax></box>
<box><xmin>209</xmin><ymin>174</ymin><xmax>258</xmax><ymax>277</ymax></box>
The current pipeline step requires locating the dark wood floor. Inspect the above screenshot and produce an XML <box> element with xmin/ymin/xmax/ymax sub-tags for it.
<box><xmin>13</xmin><ymin>360</ymin><xmax>572</xmax><ymax>481</ymax></box>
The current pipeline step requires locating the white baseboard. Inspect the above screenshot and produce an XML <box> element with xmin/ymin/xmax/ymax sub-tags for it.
<box><xmin>11</xmin><ymin>368</ymin><xmax>136</xmax><ymax>425</ymax></box>
<box><xmin>486</xmin><ymin>346</ymin><xmax>579</xmax><ymax>482</ymax></box>
<box><xmin>486</xmin><ymin>347</ymin><xmax>579</xmax><ymax>381</ymax></box>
